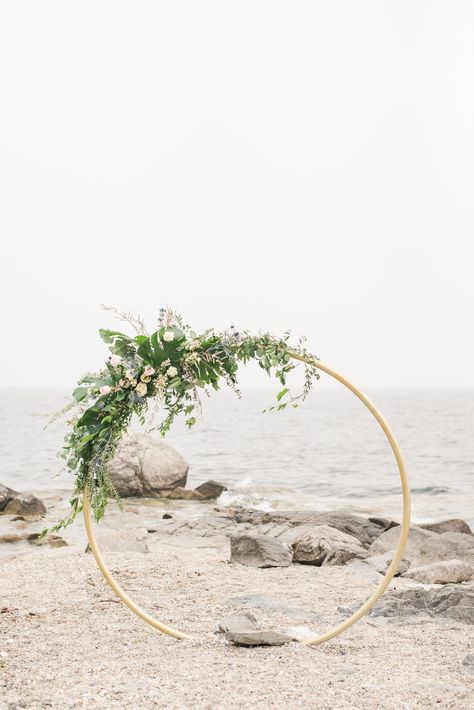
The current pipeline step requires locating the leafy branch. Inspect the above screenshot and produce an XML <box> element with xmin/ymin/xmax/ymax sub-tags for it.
<box><xmin>45</xmin><ymin>309</ymin><xmax>320</xmax><ymax>533</ymax></box>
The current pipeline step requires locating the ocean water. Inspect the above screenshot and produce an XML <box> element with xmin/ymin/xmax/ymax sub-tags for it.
<box><xmin>0</xmin><ymin>385</ymin><xmax>473</xmax><ymax>526</ymax></box>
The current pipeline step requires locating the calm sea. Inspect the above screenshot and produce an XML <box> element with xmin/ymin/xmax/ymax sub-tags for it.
<box><xmin>1</xmin><ymin>386</ymin><xmax>473</xmax><ymax>527</ymax></box>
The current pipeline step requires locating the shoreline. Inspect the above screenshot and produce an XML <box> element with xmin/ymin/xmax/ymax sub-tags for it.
<box><xmin>4</xmin><ymin>483</ymin><xmax>474</xmax><ymax>530</ymax></box>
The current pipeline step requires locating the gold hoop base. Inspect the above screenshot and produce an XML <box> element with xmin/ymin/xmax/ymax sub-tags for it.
<box><xmin>83</xmin><ymin>354</ymin><xmax>411</xmax><ymax>645</ymax></box>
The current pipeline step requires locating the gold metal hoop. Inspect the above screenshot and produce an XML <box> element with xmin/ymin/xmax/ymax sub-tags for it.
<box><xmin>83</xmin><ymin>354</ymin><xmax>411</xmax><ymax>645</ymax></box>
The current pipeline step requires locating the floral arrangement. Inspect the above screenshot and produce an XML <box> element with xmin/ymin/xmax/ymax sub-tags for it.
<box><xmin>48</xmin><ymin>307</ymin><xmax>319</xmax><ymax>533</ymax></box>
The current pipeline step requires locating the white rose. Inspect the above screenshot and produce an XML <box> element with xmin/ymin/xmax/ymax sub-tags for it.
<box><xmin>167</xmin><ymin>366</ymin><xmax>178</xmax><ymax>378</ymax></box>
<box><xmin>163</xmin><ymin>330</ymin><xmax>175</xmax><ymax>342</ymax></box>
<box><xmin>99</xmin><ymin>385</ymin><xmax>111</xmax><ymax>396</ymax></box>
<box><xmin>136</xmin><ymin>381</ymin><xmax>147</xmax><ymax>397</ymax></box>
<box><xmin>109</xmin><ymin>355</ymin><xmax>122</xmax><ymax>367</ymax></box>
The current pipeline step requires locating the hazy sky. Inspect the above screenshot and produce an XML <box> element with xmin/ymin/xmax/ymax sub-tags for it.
<box><xmin>1</xmin><ymin>2</ymin><xmax>473</xmax><ymax>389</ymax></box>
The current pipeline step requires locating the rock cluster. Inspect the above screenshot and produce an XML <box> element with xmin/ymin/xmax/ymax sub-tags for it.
<box><xmin>366</xmin><ymin>523</ymin><xmax>474</xmax><ymax>583</ymax></box>
<box><xmin>108</xmin><ymin>433</ymin><xmax>227</xmax><ymax>500</ymax></box>
<box><xmin>0</xmin><ymin>485</ymin><xmax>46</xmax><ymax>518</ymax></box>
<box><xmin>227</xmin><ymin>510</ymin><xmax>474</xmax><ymax>584</ymax></box>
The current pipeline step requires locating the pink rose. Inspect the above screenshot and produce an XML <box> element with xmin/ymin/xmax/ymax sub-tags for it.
<box><xmin>110</xmin><ymin>355</ymin><xmax>122</xmax><ymax>367</ymax></box>
<box><xmin>144</xmin><ymin>365</ymin><xmax>155</xmax><ymax>376</ymax></box>
<box><xmin>99</xmin><ymin>385</ymin><xmax>111</xmax><ymax>396</ymax></box>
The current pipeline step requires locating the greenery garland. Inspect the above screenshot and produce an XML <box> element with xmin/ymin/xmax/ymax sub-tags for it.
<box><xmin>48</xmin><ymin>307</ymin><xmax>319</xmax><ymax>533</ymax></box>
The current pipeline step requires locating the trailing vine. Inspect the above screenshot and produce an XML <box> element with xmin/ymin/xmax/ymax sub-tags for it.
<box><xmin>47</xmin><ymin>308</ymin><xmax>319</xmax><ymax>532</ymax></box>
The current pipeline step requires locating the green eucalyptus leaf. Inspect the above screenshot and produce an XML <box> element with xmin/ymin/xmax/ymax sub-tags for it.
<box><xmin>73</xmin><ymin>386</ymin><xmax>89</xmax><ymax>402</ymax></box>
<box><xmin>277</xmin><ymin>387</ymin><xmax>289</xmax><ymax>402</ymax></box>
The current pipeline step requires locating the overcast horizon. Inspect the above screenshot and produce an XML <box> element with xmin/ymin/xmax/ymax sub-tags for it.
<box><xmin>1</xmin><ymin>2</ymin><xmax>473</xmax><ymax>390</ymax></box>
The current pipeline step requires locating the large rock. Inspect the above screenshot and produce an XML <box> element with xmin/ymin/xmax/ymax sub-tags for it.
<box><xmin>415</xmin><ymin>532</ymin><xmax>474</xmax><ymax>567</ymax></box>
<box><xmin>420</xmin><ymin>519</ymin><xmax>473</xmax><ymax>536</ymax></box>
<box><xmin>108</xmin><ymin>432</ymin><xmax>189</xmax><ymax>497</ymax></box>
<box><xmin>369</xmin><ymin>526</ymin><xmax>474</xmax><ymax>571</ymax></box>
<box><xmin>226</xmin><ymin>631</ymin><xmax>291</xmax><ymax>646</ymax></box>
<box><xmin>3</xmin><ymin>492</ymin><xmax>47</xmax><ymax>517</ymax></box>
<box><xmin>403</xmin><ymin>559</ymin><xmax>474</xmax><ymax>584</ymax></box>
<box><xmin>194</xmin><ymin>480</ymin><xmax>227</xmax><ymax>500</ymax></box>
<box><xmin>292</xmin><ymin>525</ymin><xmax>367</xmax><ymax>566</ymax></box>
<box><xmin>0</xmin><ymin>484</ymin><xmax>18</xmax><ymax>511</ymax></box>
<box><xmin>368</xmin><ymin>525</ymin><xmax>434</xmax><ymax>559</ymax></box>
<box><xmin>368</xmin><ymin>584</ymin><xmax>474</xmax><ymax>624</ymax></box>
<box><xmin>218</xmin><ymin>613</ymin><xmax>258</xmax><ymax>634</ymax></box>
<box><xmin>233</xmin><ymin>510</ymin><xmax>392</xmax><ymax>547</ymax></box>
<box><xmin>229</xmin><ymin>534</ymin><xmax>293</xmax><ymax>568</ymax></box>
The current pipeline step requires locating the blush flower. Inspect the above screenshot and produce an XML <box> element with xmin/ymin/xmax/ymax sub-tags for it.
<box><xmin>167</xmin><ymin>366</ymin><xmax>178</xmax><ymax>378</ymax></box>
<box><xmin>99</xmin><ymin>385</ymin><xmax>111</xmax><ymax>396</ymax></box>
<box><xmin>109</xmin><ymin>355</ymin><xmax>122</xmax><ymax>367</ymax></box>
<box><xmin>163</xmin><ymin>331</ymin><xmax>175</xmax><ymax>342</ymax></box>
<box><xmin>143</xmin><ymin>365</ymin><xmax>155</xmax><ymax>376</ymax></box>
<box><xmin>136</xmin><ymin>381</ymin><xmax>147</xmax><ymax>397</ymax></box>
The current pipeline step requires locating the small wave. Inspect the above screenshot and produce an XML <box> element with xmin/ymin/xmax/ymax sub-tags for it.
<box><xmin>411</xmin><ymin>486</ymin><xmax>450</xmax><ymax>495</ymax></box>
<box><xmin>217</xmin><ymin>490</ymin><xmax>274</xmax><ymax>512</ymax></box>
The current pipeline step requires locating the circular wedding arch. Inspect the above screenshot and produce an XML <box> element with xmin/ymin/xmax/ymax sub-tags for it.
<box><xmin>82</xmin><ymin>352</ymin><xmax>411</xmax><ymax>645</ymax></box>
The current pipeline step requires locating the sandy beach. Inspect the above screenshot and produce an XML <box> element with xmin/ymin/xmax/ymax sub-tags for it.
<box><xmin>1</xmin><ymin>493</ymin><xmax>474</xmax><ymax>710</ymax></box>
<box><xmin>2</xmin><ymin>1</ymin><xmax>474</xmax><ymax>707</ymax></box>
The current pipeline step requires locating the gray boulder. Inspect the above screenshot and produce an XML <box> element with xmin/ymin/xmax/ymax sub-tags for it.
<box><xmin>368</xmin><ymin>584</ymin><xmax>474</xmax><ymax>624</ymax></box>
<box><xmin>402</xmin><ymin>559</ymin><xmax>474</xmax><ymax>584</ymax></box>
<box><xmin>226</xmin><ymin>630</ymin><xmax>291</xmax><ymax>646</ymax></box>
<box><xmin>292</xmin><ymin>524</ymin><xmax>367</xmax><ymax>566</ymax></box>
<box><xmin>368</xmin><ymin>526</ymin><xmax>474</xmax><ymax>573</ymax></box>
<box><xmin>3</xmin><ymin>492</ymin><xmax>47</xmax><ymax>517</ymax></box>
<box><xmin>415</xmin><ymin>532</ymin><xmax>474</xmax><ymax>566</ymax></box>
<box><xmin>234</xmin><ymin>510</ymin><xmax>390</xmax><ymax>547</ymax></box>
<box><xmin>0</xmin><ymin>484</ymin><xmax>18</xmax><ymax>511</ymax></box>
<box><xmin>194</xmin><ymin>480</ymin><xmax>227</xmax><ymax>499</ymax></box>
<box><xmin>368</xmin><ymin>525</ymin><xmax>434</xmax><ymax>559</ymax></box>
<box><xmin>420</xmin><ymin>519</ymin><xmax>473</xmax><ymax>536</ymax></box>
<box><xmin>218</xmin><ymin>612</ymin><xmax>258</xmax><ymax>634</ymax></box>
<box><xmin>230</xmin><ymin>534</ymin><xmax>293</xmax><ymax>568</ymax></box>
<box><xmin>108</xmin><ymin>432</ymin><xmax>189</xmax><ymax>497</ymax></box>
